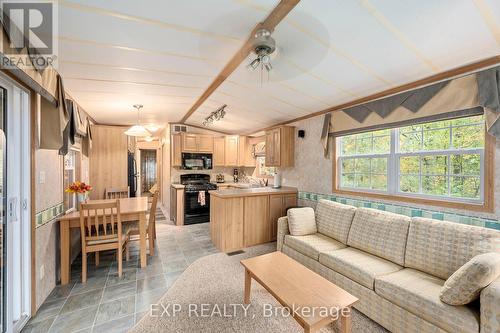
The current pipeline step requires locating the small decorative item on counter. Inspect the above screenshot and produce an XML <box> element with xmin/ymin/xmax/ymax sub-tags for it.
<box><xmin>65</xmin><ymin>181</ymin><xmax>92</xmax><ymax>210</ymax></box>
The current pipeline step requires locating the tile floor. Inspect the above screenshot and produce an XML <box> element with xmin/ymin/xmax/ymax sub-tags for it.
<box><xmin>22</xmin><ymin>208</ymin><xmax>219</xmax><ymax>333</ymax></box>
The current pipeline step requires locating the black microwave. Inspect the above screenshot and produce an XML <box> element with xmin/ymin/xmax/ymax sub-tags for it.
<box><xmin>182</xmin><ymin>153</ymin><xmax>213</xmax><ymax>170</ymax></box>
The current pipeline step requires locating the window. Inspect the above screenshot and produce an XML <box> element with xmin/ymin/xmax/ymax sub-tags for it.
<box><xmin>63</xmin><ymin>150</ymin><xmax>81</xmax><ymax>212</ymax></box>
<box><xmin>256</xmin><ymin>156</ymin><xmax>277</xmax><ymax>177</ymax></box>
<box><xmin>337</xmin><ymin>115</ymin><xmax>485</xmax><ymax>204</ymax></box>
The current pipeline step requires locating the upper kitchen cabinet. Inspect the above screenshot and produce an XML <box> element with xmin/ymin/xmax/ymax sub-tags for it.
<box><xmin>225</xmin><ymin>135</ymin><xmax>255</xmax><ymax>167</ymax></box>
<box><xmin>181</xmin><ymin>133</ymin><xmax>213</xmax><ymax>153</ymax></box>
<box><xmin>213</xmin><ymin>137</ymin><xmax>225</xmax><ymax>167</ymax></box>
<box><xmin>225</xmin><ymin>136</ymin><xmax>239</xmax><ymax>166</ymax></box>
<box><xmin>265</xmin><ymin>126</ymin><xmax>295</xmax><ymax>167</ymax></box>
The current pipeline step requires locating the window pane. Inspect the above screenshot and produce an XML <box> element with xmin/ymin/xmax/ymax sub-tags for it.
<box><xmin>400</xmin><ymin>124</ymin><xmax>421</xmax><ymax>133</ymax></box>
<box><xmin>372</xmin><ymin>175</ymin><xmax>387</xmax><ymax>190</ymax></box>
<box><xmin>341</xmin><ymin>159</ymin><xmax>355</xmax><ymax>173</ymax></box>
<box><xmin>373</xmin><ymin>135</ymin><xmax>390</xmax><ymax>153</ymax></box>
<box><xmin>451</xmin><ymin>154</ymin><xmax>480</xmax><ymax>176</ymax></box>
<box><xmin>423</xmin><ymin>129</ymin><xmax>450</xmax><ymax>150</ymax></box>
<box><xmin>422</xmin><ymin>175</ymin><xmax>447</xmax><ymax>195</ymax></box>
<box><xmin>423</xmin><ymin>119</ymin><xmax>450</xmax><ymax>130</ymax></box>
<box><xmin>371</xmin><ymin>158</ymin><xmax>387</xmax><ymax>174</ymax></box>
<box><xmin>341</xmin><ymin>173</ymin><xmax>355</xmax><ymax>187</ymax></box>
<box><xmin>356</xmin><ymin>137</ymin><xmax>372</xmax><ymax>154</ymax></box>
<box><xmin>451</xmin><ymin>115</ymin><xmax>483</xmax><ymax>126</ymax></box>
<box><xmin>452</xmin><ymin>124</ymin><xmax>484</xmax><ymax>149</ymax></box>
<box><xmin>341</xmin><ymin>136</ymin><xmax>356</xmax><ymax>156</ymax></box>
<box><xmin>451</xmin><ymin>176</ymin><xmax>480</xmax><ymax>199</ymax></box>
<box><xmin>400</xmin><ymin>156</ymin><xmax>420</xmax><ymax>174</ymax></box>
<box><xmin>421</xmin><ymin>155</ymin><xmax>447</xmax><ymax>175</ymax></box>
<box><xmin>399</xmin><ymin>131</ymin><xmax>422</xmax><ymax>152</ymax></box>
<box><xmin>355</xmin><ymin>174</ymin><xmax>371</xmax><ymax>188</ymax></box>
<box><xmin>400</xmin><ymin>175</ymin><xmax>419</xmax><ymax>193</ymax></box>
<box><xmin>355</xmin><ymin>158</ymin><xmax>370</xmax><ymax>173</ymax></box>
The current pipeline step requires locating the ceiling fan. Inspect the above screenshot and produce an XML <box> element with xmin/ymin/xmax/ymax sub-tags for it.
<box><xmin>246</xmin><ymin>28</ymin><xmax>277</xmax><ymax>85</ymax></box>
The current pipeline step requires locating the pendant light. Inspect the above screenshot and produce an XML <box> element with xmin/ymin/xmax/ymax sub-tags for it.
<box><xmin>125</xmin><ymin>104</ymin><xmax>151</xmax><ymax>137</ymax></box>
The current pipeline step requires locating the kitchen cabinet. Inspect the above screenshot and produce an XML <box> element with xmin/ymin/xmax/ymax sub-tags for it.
<box><xmin>210</xmin><ymin>188</ymin><xmax>298</xmax><ymax>252</ymax></box>
<box><xmin>182</xmin><ymin>133</ymin><xmax>198</xmax><ymax>152</ymax></box>
<box><xmin>171</xmin><ymin>133</ymin><xmax>182</xmax><ymax>167</ymax></box>
<box><xmin>269</xmin><ymin>193</ymin><xmax>298</xmax><ymax>240</ymax></box>
<box><xmin>225</xmin><ymin>136</ymin><xmax>239</xmax><ymax>166</ymax></box>
<box><xmin>213</xmin><ymin>137</ymin><xmax>225</xmax><ymax>166</ymax></box>
<box><xmin>197</xmin><ymin>135</ymin><xmax>214</xmax><ymax>152</ymax></box>
<box><xmin>181</xmin><ymin>133</ymin><xmax>213</xmax><ymax>153</ymax></box>
<box><xmin>244</xmin><ymin>196</ymin><xmax>270</xmax><ymax>247</ymax></box>
<box><xmin>170</xmin><ymin>185</ymin><xmax>184</xmax><ymax>226</ymax></box>
<box><xmin>265</xmin><ymin>126</ymin><xmax>295</xmax><ymax>167</ymax></box>
<box><xmin>225</xmin><ymin>135</ymin><xmax>255</xmax><ymax>167</ymax></box>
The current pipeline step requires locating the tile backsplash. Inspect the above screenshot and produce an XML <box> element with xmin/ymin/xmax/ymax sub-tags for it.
<box><xmin>298</xmin><ymin>191</ymin><xmax>500</xmax><ymax>231</ymax></box>
<box><xmin>35</xmin><ymin>202</ymin><xmax>64</xmax><ymax>228</ymax></box>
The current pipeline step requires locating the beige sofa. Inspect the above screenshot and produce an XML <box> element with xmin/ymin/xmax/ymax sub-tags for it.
<box><xmin>277</xmin><ymin>199</ymin><xmax>500</xmax><ymax>333</ymax></box>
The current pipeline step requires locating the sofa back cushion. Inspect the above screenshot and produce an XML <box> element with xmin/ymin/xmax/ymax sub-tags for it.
<box><xmin>315</xmin><ymin>199</ymin><xmax>356</xmax><ymax>244</ymax></box>
<box><xmin>347</xmin><ymin>208</ymin><xmax>410</xmax><ymax>266</ymax></box>
<box><xmin>405</xmin><ymin>217</ymin><xmax>500</xmax><ymax>280</ymax></box>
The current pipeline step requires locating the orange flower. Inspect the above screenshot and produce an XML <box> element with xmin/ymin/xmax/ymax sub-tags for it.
<box><xmin>66</xmin><ymin>181</ymin><xmax>93</xmax><ymax>194</ymax></box>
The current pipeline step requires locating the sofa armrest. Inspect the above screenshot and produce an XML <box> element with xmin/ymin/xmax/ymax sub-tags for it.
<box><xmin>481</xmin><ymin>275</ymin><xmax>500</xmax><ymax>333</ymax></box>
<box><xmin>277</xmin><ymin>216</ymin><xmax>289</xmax><ymax>252</ymax></box>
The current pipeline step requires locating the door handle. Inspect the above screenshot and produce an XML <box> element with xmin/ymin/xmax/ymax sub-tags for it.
<box><xmin>8</xmin><ymin>197</ymin><xmax>18</xmax><ymax>222</ymax></box>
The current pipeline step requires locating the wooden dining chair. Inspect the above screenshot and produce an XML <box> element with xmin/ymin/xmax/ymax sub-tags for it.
<box><xmin>79</xmin><ymin>200</ymin><xmax>130</xmax><ymax>282</ymax></box>
<box><xmin>127</xmin><ymin>191</ymin><xmax>159</xmax><ymax>256</ymax></box>
<box><xmin>105</xmin><ymin>187</ymin><xmax>130</xmax><ymax>199</ymax></box>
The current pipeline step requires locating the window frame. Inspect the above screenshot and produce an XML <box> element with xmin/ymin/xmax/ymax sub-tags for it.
<box><xmin>333</xmin><ymin>121</ymin><xmax>494</xmax><ymax>213</ymax></box>
<box><xmin>63</xmin><ymin>148</ymin><xmax>82</xmax><ymax>214</ymax></box>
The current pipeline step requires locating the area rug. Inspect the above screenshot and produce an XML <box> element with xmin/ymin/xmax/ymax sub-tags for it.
<box><xmin>130</xmin><ymin>243</ymin><xmax>387</xmax><ymax>333</ymax></box>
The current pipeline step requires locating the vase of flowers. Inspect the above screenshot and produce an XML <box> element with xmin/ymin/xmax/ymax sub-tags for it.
<box><xmin>65</xmin><ymin>181</ymin><xmax>92</xmax><ymax>210</ymax></box>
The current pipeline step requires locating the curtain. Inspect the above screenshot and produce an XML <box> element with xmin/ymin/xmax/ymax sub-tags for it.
<box><xmin>328</xmin><ymin>67</ymin><xmax>500</xmax><ymax>139</ymax></box>
<box><xmin>329</xmin><ymin>74</ymin><xmax>481</xmax><ymax>136</ymax></box>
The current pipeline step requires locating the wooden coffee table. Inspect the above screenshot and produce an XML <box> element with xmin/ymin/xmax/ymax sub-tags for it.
<box><xmin>241</xmin><ymin>252</ymin><xmax>358</xmax><ymax>333</ymax></box>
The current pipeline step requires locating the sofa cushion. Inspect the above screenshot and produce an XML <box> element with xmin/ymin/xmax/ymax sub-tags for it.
<box><xmin>319</xmin><ymin>248</ymin><xmax>402</xmax><ymax>289</ymax></box>
<box><xmin>375</xmin><ymin>268</ymin><xmax>479</xmax><ymax>333</ymax></box>
<box><xmin>405</xmin><ymin>217</ymin><xmax>500</xmax><ymax>280</ymax></box>
<box><xmin>284</xmin><ymin>233</ymin><xmax>345</xmax><ymax>261</ymax></box>
<box><xmin>440</xmin><ymin>252</ymin><xmax>500</xmax><ymax>305</ymax></box>
<box><xmin>347</xmin><ymin>208</ymin><xmax>410</xmax><ymax>266</ymax></box>
<box><xmin>287</xmin><ymin>207</ymin><xmax>317</xmax><ymax>236</ymax></box>
<box><xmin>315</xmin><ymin>199</ymin><xmax>356</xmax><ymax>244</ymax></box>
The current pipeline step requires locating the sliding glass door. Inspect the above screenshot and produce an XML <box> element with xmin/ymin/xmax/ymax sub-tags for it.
<box><xmin>0</xmin><ymin>86</ymin><xmax>6</xmax><ymax>333</ymax></box>
<box><xmin>0</xmin><ymin>75</ymin><xmax>31</xmax><ymax>333</ymax></box>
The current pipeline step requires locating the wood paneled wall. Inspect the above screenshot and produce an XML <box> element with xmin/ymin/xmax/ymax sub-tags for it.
<box><xmin>89</xmin><ymin>125</ymin><xmax>129</xmax><ymax>199</ymax></box>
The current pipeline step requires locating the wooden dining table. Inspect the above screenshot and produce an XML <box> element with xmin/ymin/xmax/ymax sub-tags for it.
<box><xmin>58</xmin><ymin>197</ymin><xmax>149</xmax><ymax>285</ymax></box>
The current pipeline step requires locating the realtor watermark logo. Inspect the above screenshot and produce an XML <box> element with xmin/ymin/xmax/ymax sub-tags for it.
<box><xmin>1</xmin><ymin>1</ymin><xmax>58</xmax><ymax>69</ymax></box>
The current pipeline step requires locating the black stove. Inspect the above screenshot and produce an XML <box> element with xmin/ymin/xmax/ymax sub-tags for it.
<box><xmin>180</xmin><ymin>174</ymin><xmax>217</xmax><ymax>224</ymax></box>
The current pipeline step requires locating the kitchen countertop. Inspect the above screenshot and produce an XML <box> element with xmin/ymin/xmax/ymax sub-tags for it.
<box><xmin>209</xmin><ymin>186</ymin><xmax>298</xmax><ymax>198</ymax></box>
<box><xmin>171</xmin><ymin>183</ymin><xmax>185</xmax><ymax>189</ymax></box>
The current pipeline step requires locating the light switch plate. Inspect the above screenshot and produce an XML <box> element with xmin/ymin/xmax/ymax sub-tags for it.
<box><xmin>39</xmin><ymin>171</ymin><xmax>46</xmax><ymax>184</ymax></box>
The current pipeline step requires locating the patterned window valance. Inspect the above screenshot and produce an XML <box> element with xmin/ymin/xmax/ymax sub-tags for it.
<box><xmin>328</xmin><ymin>66</ymin><xmax>500</xmax><ymax>140</ymax></box>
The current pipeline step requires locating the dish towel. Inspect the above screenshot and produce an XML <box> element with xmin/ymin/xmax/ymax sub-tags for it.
<box><xmin>198</xmin><ymin>191</ymin><xmax>206</xmax><ymax>206</ymax></box>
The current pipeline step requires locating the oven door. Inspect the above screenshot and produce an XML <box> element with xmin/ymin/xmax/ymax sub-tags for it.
<box><xmin>184</xmin><ymin>190</ymin><xmax>210</xmax><ymax>224</ymax></box>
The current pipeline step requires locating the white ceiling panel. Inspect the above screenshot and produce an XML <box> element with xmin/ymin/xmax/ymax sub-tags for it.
<box><xmin>56</xmin><ymin>0</ymin><xmax>500</xmax><ymax>133</ymax></box>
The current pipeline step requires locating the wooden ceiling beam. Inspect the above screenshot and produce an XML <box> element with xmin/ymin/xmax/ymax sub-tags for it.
<box><xmin>248</xmin><ymin>55</ymin><xmax>500</xmax><ymax>134</ymax></box>
<box><xmin>179</xmin><ymin>0</ymin><xmax>301</xmax><ymax>124</ymax></box>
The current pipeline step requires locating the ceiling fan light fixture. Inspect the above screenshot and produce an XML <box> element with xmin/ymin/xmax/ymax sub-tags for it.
<box><xmin>247</xmin><ymin>58</ymin><xmax>260</xmax><ymax>70</ymax></box>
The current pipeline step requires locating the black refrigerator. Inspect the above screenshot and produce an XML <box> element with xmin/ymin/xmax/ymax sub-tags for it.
<box><xmin>127</xmin><ymin>151</ymin><xmax>138</xmax><ymax>197</ymax></box>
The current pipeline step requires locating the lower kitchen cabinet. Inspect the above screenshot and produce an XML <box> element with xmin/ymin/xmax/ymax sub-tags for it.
<box><xmin>269</xmin><ymin>193</ymin><xmax>298</xmax><ymax>240</ymax></box>
<box><xmin>210</xmin><ymin>189</ymin><xmax>298</xmax><ymax>252</ymax></box>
